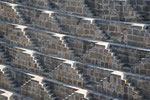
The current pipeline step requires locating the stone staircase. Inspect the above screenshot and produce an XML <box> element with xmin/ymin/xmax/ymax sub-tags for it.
<box><xmin>42</xmin><ymin>80</ymin><xmax>57</xmax><ymax>100</ymax></box>
<box><xmin>0</xmin><ymin>46</ymin><xmax>11</xmax><ymax>65</ymax></box>
<box><xmin>25</xmin><ymin>33</ymin><xmax>40</xmax><ymax>50</ymax></box>
<box><xmin>9</xmin><ymin>2</ymin><xmax>40</xmax><ymax>49</ymax></box>
<box><xmin>110</xmin><ymin>71</ymin><xmax>143</xmax><ymax>99</ymax></box>
<box><xmin>107</xmin><ymin>47</ymin><xmax>127</xmax><ymax>68</ymax></box>
<box><xmin>52</xmin><ymin>62</ymin><xmax>92</xmax><ymax>88</ymax></box>
<box><xmin>61</xmin><ymin>37</ymin><xmax>96</xmax><ymax>61</ymax></box>
<box><xmin>107</xmin><ymin>45</ymin><xmax>148</xmax><ymax>72</ymax></box>
<box><xmin>73</xmin><ymin>65</ymin><xmax>92</xmax><ymax>89</ymax></box>
<box><xmin>31</xmin><ymin>54</ymin><xmax>47</xmax><ymax>72</ymax></box>
<box><xmin>82</xmin><ymin>45</ymin><xmax>96</xmax><ymax>59</ymax></box>
<box><xmin>85</xmin><ymin>0</ymin><xmax>144</xmax><ymax>22</ymax></box>
<box><xmin>107</xmin><ymin>45</ymin><xmax>137</xmax><ymax>71</ymax></box>
<box><xmin>46</xmin><ymin>0</ymin><xmax>110</xmax><ymax>41</ymax></box>
<box><xmin>3</xmin><ymin>68</ymin><xmax>18</xmax><ymax>89</ymax></box>
<box><xmin>9</xmin><ymin>3</ymin><xmax>28</xmax><ymax>24</ymax></box>
<box><xmin>60</xmin><ymin>37</ymin><xmax>80</xmax><ymax>59</ymax></box>
<box><xmin>83</xmin><ymin>1</ymin><xmax>111</xmax><ymax>41</ymax></box>
<box><xmin>93</xmin><ymin>21</ymin><xmax>111</xmax><ymax>40</ymax></box>
<box><xmin>12</xmin><ymin>4</ymin><xmax>40</xmax><ymax>49</ymax></box>
<box><xmin>15</xmin><ymin>27</ymin><xmax>36</xmax><ymax>48</ymax></box>
<box><xmin>21</xmin><ymin>30</ymin><xmax>33</xmax><ymax>44</ymax></box>
<box><xmin>123</xmin><ymin>78</ymin><xmax>143</xmax><ymax>99</ymax></box>
<box><xmin>118</xmin><ymin>0</ymin><xmax>145</xmax><ymax>22</ymax></box>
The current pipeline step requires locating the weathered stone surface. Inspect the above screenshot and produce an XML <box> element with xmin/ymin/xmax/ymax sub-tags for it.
<box><xmin>0</xmin><ymin>0</ymin><xmax>150</xmax><ymax>100</ymax></box>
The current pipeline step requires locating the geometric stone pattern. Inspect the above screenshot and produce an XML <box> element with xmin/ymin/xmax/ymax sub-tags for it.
<box><xmin>0</xmin><ymin>0</ymin><xmax>150</xmax><ymax>100</ymax></box>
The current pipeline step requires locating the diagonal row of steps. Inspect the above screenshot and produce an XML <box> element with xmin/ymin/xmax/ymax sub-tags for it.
<box><xmin>0</xmin><ymin>46</ymin><xmax>11</xmax><ymax>65</ymax></box>
<box><xmin>44</xmin><ymin>0</ymin><xmax>111</xmax><ymax>41</ymax></box>
<box><xmin>9</xmin><ymin>3</ymin><xmax>28</xmax><ymax>24</ymax></box>
<box><xmin>15</xmin><ymin>25</ymin><xmax>40</xmax><ymax>50</ymax></box>
<box><xmin>15</xmin><ymin>27</ymin><xmax>33</xmax><ymax>45</ymax></box>
<box><xmin>61</xmin><ymin>37</ymin><xmax>97</xmax><ymax>60</ymax></box>
<box><xmin>19</xmin><ymin>76</ymin><xmax>57</xmax><ymax>100</ymax></box>
<box><xmin>57</xmin><ymin>35</ymin><xmax>77</xmax><ymax>59</ymax></box>
<box><xmin>69</xmin><ymin>62</ymin><xmax>92</xmax><ymax>89</ymax></box>
<box><xmin>121</xmin><ymin>0</ymin><xmax>145</xmax><ymax>22</ymax></box>
<box><xmin>7</xmin><ymin>2</ymin><xmax>40</xmax><ymax>49</ymax></box>
<box><xmin>52</xmin><ymin>60</ymin><xmax>93</xmax><ymax>89</ymax></box>
<box><xmin>30</xmin><ymin>54</ymin><xmax>47</xmax><ymax>72</ymax></box>
<box><xmin>7</xmin><ymin>4</ymin><xmax>50</xmax><ymax>72</ymax></box>
<box><xmin>61</xmin><ymin>37</ymin><xmax>81</xmax><ymax>59</ymax></box>
<box><xmin>9</xmin><ymin>3</ymin><xmax>95</xmax><ymax>74</ymax></box>
<box><xmin>110</xmin><ymin>71</ymin><xmax>144</xmax><ymax>99</ymax></box>
<box><xmin>93</xmin><ymin>21</ymin><xmax>111</xmax><ymax>40</ymax></box>
<box><xmin>123</xmin><ymin>78</ymin><xmax>143</xmax><ymax>99</ymax></box>
<box><xmin>107</xmin><ymin>45</ymin><xmax>148</xmax><ymax>72</ymax></box>
<box><xmin>118</xmin><ymin>0</ymin><xmax>145</xmax><ymax>22</ymax></box>
<box><xmin>47</xmin><ymin>10</ymin><xmax>82</xmax><ymax>60</ymax></box>
<box><xmin>75</xmin><ymin>66</ymin><xmax>92</xmax><ymax>89</ymax></box>
<box><xmin>107</xmin><ymin>47</ymin><xmax>125</xmax><ymax>68</ymax></box>
<box><xmin>15</xmin><ymin>25</ymin><xmax>54</xmax><ymax>51</ymax></box>
<box><xmin>42</xmin><ymin>80</ymin><xmax>57</xmax><ymax>100</ymax></box>
<box><xmin>85</xmin><ymin>0</ymin><xmax>145</xmax><ymax>23</ymax></box>
<box><xmin>2</xmin><ymin>68</ymin><xmax>18</xmax><ymax>89</ymax></box>
<box><xmin>89</xmin><ymin>71</ymin><xmax>144</xmax><ymax>99</ymax></box>
<box><xmin>83</xmin><ymin>1</ymin><xmax>111</xmax><ymax>40</ymax></box>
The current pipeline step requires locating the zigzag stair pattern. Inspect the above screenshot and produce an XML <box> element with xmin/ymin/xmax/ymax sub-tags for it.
<box><xmin>30</xmin><ymin>54</ymin><xmax>47</xmax><ymax>72</ymax></box>
<box><xmin>68</xmin><ymin>62</ymin><xmax>92</xmax><ymax>89</ymax></box>
<box><xmin>0</xmin><ymin>46</ymin><xmax>11</xmax><ymax>65</ymax></box>
<box><xmin>57</xmin><ymin>35</ymin><xmax>75</xmax><ymax>59</ymax></box>
<box><xmin>8</xmin><ymin>2</ymin><xmax>40</xmax><ymax>49</ymax></box>
<box><xmin>83</xmin><ymin>1</ymin><xmax>111</xmax><ymax>40</ymax></box>
<box><xmin>42</xmin><ymin>80</ymin><xmax>57</xmax><ymax>100</ymax></box>
<box><xmin>110</xmin><ymin>71</ymin><xmax>144</xmax><ymax>99</ymax></box>
<box><xmin>2</xmin><ymin>68</ymin><xmax>18</xmax><ymax>89</ymax></box>
<box><xmin>107</xmin><ymin>45</ymin><xmax>148</xmax><ymax>72</ymax></box>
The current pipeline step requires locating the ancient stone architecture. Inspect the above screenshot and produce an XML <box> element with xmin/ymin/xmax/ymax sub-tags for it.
<box><xmin>0</xmin><ymin>0</ymin><xmax>150</xmax><ymax>100</ymax></box>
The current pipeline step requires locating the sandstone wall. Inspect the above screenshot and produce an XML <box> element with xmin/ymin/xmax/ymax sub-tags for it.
<box><xmin>0</xmin><ymin>0</ymin><xmax>150</xmax><ymax>100</ymax></box>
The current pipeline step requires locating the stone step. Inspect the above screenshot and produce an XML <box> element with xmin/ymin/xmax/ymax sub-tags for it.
<box><xmin>42</xmin><ymin>81</ymin><xmax>57</xmax><ymax>100</ymax></box>
<box><xmin>3</xmin><ymin>69</ymin><xmax>18</xmax><ymax>88</ymax></box>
